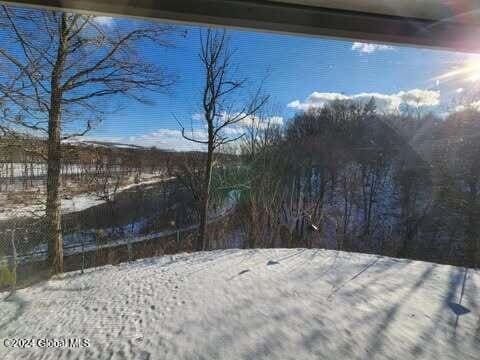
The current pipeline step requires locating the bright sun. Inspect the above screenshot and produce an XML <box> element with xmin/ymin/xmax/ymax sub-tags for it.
<box><xmin>437</xmin><ymin>58</ymin><xmax>480</xmax><ymax>83</ymax></box>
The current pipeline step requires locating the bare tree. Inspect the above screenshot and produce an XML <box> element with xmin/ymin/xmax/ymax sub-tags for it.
<box><xmin>167</xmin><ymin>151</ymin><xmax>206</xmax><ymax>218</ymax></box>
<box><xmin>0</xmin><ymin>6</ymin><xmax>174</xmax><ymax>274</ymax></box>
<box><xmin>89</xmin><ymin>148</ymin><xmax>122</xmax><ymax>202</ymax></box>
<box><xmin>240</xmin><ymin>105</ymin><xmax>282</xmax><ymax>160</ymax></box>
<box><xmin>178</xmin><ymin>29</ymin><xmax>268</xmax><ymax>251</ymax></box>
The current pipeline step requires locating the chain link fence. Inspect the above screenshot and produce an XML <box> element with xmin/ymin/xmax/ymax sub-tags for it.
<box><xmin>0</xmin><ymin>214</ymin><xmax>201</xmax><ymax>291</ymax></box>
<box><xmin>0</xmin><ymin>196</ymin><xmax>241</xmax><ymax>291</ymax></box>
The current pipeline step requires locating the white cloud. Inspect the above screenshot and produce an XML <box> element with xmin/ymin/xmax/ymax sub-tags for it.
<box><xmin>81</xmin><ymin>113</ymin><xmax>283</xmax><ymax>151</ymax></box>
<box><xmin>135</xmin><ymin>128</ymin><xmax>208</xmax><ymax>150</ymax></box>
<box><xmin>397</xmin><ymin>89</ymin><xmax>440</xmax><ymax>107</ymax></box>
<box><xmin>82</xmin><ymin>128</ymin><xmax>207</xmax><ymax>151</ymax></box>
<box><xmin>455</xmin><ymin>100</ymin><xmax>480</xmax><ymax>112</ymax></box>
<box><xmin>469</xmin><ymin>100</ymin><xmax>480</xmax><ymax>110</ymax></box>
<box><xmin>83</xmin><ymin>113</ymin><xmax>284</xmax><ymax>152</ymax></box>
<box><xmin>197</xmin><ymin>111</ymin><xmax>283</xmax><ymax>130</ymax></box>
<box><xmin>235</xmin><ymin>114</ymin><xmax>284</xmax><ymax>129</ymax></box>
<box><xmin>287</xmin><ymin>89</ymin><xmax>440</xmax><ymax>113</ymax></box>
<box><xmin>192</xmin><ymin>113</ymin><xmax>203</xmax><ymax>121</ymax></box>
<box><xmin>93</xmin><ymin>16</ymin><xmax>114</xmax><ymax>26</ymax></box>
<box><xmin>267</xmin><ymin>116</ymin><xmax>284</xmax><ymax>126</ymax></box>
<box><xmin>222</xmin><ymin>126</ymin><xmax>246</xmax><ymax>136</ymax></box>
<box><xmin>351</xmin><ymin>42</ymin><xmax>394</xmax><ymax>53</ymax></box>
<box><xmin>287</xmin><ymin>93</ymin><xmax>349</xmax><ymax>111</ymax></box>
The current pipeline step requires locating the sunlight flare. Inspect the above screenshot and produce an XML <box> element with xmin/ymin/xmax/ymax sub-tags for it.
<box><xmin>435</xmin><ymin>57</ymin><xmax>480</xmax><ymax>83</ymax></box>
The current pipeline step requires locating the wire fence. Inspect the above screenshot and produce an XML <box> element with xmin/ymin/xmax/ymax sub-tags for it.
<box><xmin>0</xmin><ymin>219</ymin><xmax>199</xmax><ymax>290</ymax></box>
<box><xmin>0</xmin><ymin>207</ymin><xmax>238</xmax><ymax>291</ymax></box>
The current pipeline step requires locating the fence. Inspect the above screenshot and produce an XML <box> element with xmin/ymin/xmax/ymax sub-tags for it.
<box><xmin>0</xmin><ymin>209</ymin><xmax>238</xmax><ymax>291</ymax></box>
<box><xmin>0</xmin><ymin>221</ymin><xmax>197</xmax><ymax>290</ymax></box>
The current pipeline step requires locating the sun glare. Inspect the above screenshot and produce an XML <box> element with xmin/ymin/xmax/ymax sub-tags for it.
<box><xmin>436</xmin><ymin>57</ymin><xmax>480</xmax><ymax>83</ymax></box>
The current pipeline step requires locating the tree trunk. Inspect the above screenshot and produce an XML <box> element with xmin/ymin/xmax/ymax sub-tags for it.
<box><xmin>398</xmin><ymin>171</ymin><xmax>415</xmax><ymax>258</ymax></box>
<box><xmin>465</xmin><ymin>182</ymin><xmax>479</xmax><ymax>268</ymax></box>
<box><xmin>46</xmin><ymin>108</ymin><xmax>63</xmax><ymax>274</ymax></box>
<box><xmin>197</xmin><ymin>144</ymin><xmax>214</xmax><ymax>251</ymax></box>
<box><xmin>46</xmin><ymin>14</ymin><xmax>67</xmax><ymax>275</ymax></box>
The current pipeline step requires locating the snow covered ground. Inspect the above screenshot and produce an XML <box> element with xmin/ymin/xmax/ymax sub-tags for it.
<box><xmin>0</xmin><ymin>249</ymin><xmax>478</xmax><ymax>360</ymax></box>
<box><xmin>0</xmin><ymin>176</ymin><xmax>172</xmax><ymax>221</ymax></box>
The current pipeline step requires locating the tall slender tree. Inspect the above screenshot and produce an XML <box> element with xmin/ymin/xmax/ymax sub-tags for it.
<box><xmin>0</xmin><ymin>6</ymin><xmax>174</xmax><ymax>274</ymax></box>
<box><xmin>179</xmin><ymin>29</ymin><xmax>268</xmax><ymax>251</ymax></box>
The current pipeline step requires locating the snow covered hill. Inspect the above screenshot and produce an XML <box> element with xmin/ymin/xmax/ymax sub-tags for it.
<box><xmin>0</xmin><ymin>249</ymin><xmax>478</xmax><ymax>360</ymax></box>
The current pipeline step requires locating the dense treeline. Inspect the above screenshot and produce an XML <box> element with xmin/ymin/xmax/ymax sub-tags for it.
<box><xmin>227</xmin><ymin>99</ymin><xmax>480</xmax><ymax>268</ymax></box>
<box><xmin>2</xmin><ymin>102</ymin><xmax>479</xmax><ymax>269</ymax></box>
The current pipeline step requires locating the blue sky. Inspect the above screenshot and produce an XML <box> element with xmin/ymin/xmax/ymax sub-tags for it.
<box><xmin>85</xmin><ymin>17</ymin><xmax>478</xmax><ymax>150</ymax></box>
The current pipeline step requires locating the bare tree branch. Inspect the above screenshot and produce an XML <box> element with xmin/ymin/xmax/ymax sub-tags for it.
<box><xmin>179</xmin><ymin>28</ymin><xmax>269</xmax><ymax>251</ymax></box>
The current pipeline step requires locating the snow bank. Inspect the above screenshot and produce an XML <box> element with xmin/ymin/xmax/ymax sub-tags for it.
<box><xmin>0</xmin><ymin>249</ymin><xmax>478</xmax><ymax>359</ymax></box>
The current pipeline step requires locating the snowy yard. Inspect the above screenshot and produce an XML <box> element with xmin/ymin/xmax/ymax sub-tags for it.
<box><xmin>0</xmin><ymin>249</ymin><xmax>478</xmax><ymax>360</ymax></box>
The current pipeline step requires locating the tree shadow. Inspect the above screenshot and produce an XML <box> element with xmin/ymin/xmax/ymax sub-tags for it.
<box><xmin>338</xmin><ymin>260</ymin><xmax>414</xmax><ymax>302</ymax></box>
<box><xmin>327</xmin><ymin>257</ymin><xmax>381</xmax><ymax>300</ymax></box>
<box><xmin>176</xmin><ymin>291</ymin><xmax>334</xmax><ymax>359</ymax></box>
<box><xmin>468</xmin><ymin>275</ymin><xmax>480</xmax><ymax>345</ymax></box>
<box><xmin>227</xmin><ymin>269</ymin><xmax>251</xmax><ymax>281</ymax></box>
<box><xmin>176</xmin><ymin>255</ymin><xmax>478</xmax><ymax>359</ymax></box>
<box><xmin>42</xmin><ymin>285</ymin><xmax>94</xmax><ymax>292</ymax></box>
<box><xmin>271</xmin><ymin>249</ymin><xmax>307</xmax><ymax>263</ymax></box>
<box><xmin>450</xmin><ymin>267</ymin><xmax>471</xmax><ymax>329</ymax></box>
<box><xmin>407</xmin><ymin>267</ymin><xmax>468</xmax><ymax>358</ymax></box>
<box><xmin>364</xmin><ymin>264</ymin><xmax>435</xmax><ymax>358</ymax></box>
<box><xmin>0</xmin><ymin>292</ymin><xmax>28</xmax><ymax>330</ymax></box>
<box><xmin>180</xmin><ymin>250</ymin><xmax>251</xmax><ymax>278</ymax></box>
